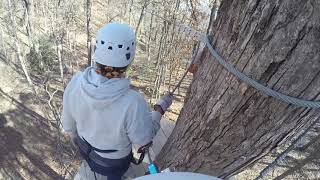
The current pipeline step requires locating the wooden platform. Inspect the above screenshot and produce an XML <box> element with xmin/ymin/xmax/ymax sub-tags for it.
<box><xmin>124</xmin><ymin>118</ymin><xmax>175</xmax><ymax>179</ymax></box>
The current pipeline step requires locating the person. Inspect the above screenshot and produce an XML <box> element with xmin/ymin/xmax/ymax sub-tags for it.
<box><xmin>61</xmin><ymin>22</ymin><xmax>173</xmax><ymax>180</ymax></box>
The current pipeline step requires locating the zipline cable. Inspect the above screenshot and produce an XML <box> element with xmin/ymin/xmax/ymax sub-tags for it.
<box><xmin>202</xmin><ymin>36</ymin><xmax>320</xmax><ymax>108</ymax></box>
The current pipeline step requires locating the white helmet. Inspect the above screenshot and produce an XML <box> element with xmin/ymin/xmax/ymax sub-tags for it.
<box><xmin>94</xmin><ymin>22</ymin><xmax>136</xmax><ymax>67</ymax></box>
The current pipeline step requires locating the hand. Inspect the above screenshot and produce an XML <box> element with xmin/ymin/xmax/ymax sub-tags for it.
<box><xmin>155</xmin><ymin>93</ymin><xmax>173</xmax><ymax>114</ymax></box>
<box><xmin>154</xmin><ymin>104</ymin><xmax>165</xmax><ymax>115</ymax></box>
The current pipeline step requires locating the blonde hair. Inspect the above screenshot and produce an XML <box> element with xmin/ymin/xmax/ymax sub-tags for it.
<box><xmin>95</xmin><ymin>63</ymin><xmax>128</xmax><ymax>79</ymax></box>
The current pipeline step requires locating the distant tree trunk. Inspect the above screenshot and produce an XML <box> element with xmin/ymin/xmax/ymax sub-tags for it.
<box><xmin>157</xmin><ymin>0</ymin><xmax>320</xmax><ymax>178</ymax></box>
<box><xmin>0</xmin><ymin>27</ymin><xmax>6</xmax><ymax>59</ymax></box>
<box><xmin>146</xmin><ymin>8</ymin><xmax>154</xmax><ymax>63</ymax></box>
<box><xmin>128</xmin><ymin>0</ymin><xmax>134</xmax><ymax>25</ymax></box>
<box><xmin>22</xmin><ymin>0</ymin><xmax>36</xmax><ymax>51</ymax></box>
<box><xmin>188</xmin><ymin>0</ymin><xmax>198</xmax><ymax>25</ymax></box>
<box><xmin>56</xmin><ymin>40</ymin><xmax>64</xmax><ymax>84</ymax></box>
<box><xmin>42</xmin><ymin>0</ymin><xmax>49</xmax><ymax>34</ymax></box>
<box><xmin>206</xmin><ymin>0</ymin><xmax>219</xmax><ymax>34</ymax></box>
<box><xmin>6</xmin><ymin>0</ymin><xmax>33</xmax><ymax>86</ymax></box>
<box><xmin>86</xmin><ymin>0</ymin><xmax>92</xmax><ymax>66</ymax></box>
<box><xmin>135</xmin><ymin>1</ymin><xmax>147</xmax><ymax>35</ymax></box>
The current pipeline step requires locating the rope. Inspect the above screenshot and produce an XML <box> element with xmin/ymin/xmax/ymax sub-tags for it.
<box><xmin>254</xmin><ymin>109</ymin><xmax>320</xmax><ymax>180</ymax></box>
<box><xmin>170</xmin><ymin>43</ymin><xmax>198</xmax><ymax>94</ymax></box>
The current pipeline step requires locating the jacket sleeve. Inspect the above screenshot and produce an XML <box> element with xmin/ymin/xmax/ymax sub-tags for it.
<box><xmin>126</xmin><ymin>95</ymin><xmax>162</xmax><ymax>146</ymax></box>
<box><xmin>62</xmin><ymin>91</ymin><xmax>76</xmax><ymax>134</ymax></box>
<box><xmin>61</xmin><ymin>73</ymin><xmax>81</xmax><ymax>134</ymax></box>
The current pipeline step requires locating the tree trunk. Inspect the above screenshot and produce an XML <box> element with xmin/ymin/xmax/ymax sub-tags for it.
<box><xmin>128</xmin><ymin>0</ymin><xmax>134</xmax><ymax>25</ymax></box>
<box><xmin>146</xmin><ymin>8</ymin><xmax>154</xmax><ymax>63</ymax></box>
<box><xmin>86</xmin><ymin>0</ymin><xmax>92</xmax><ymax>66</ymax></box>
<box><xmin>56</xmin><ymin>40</ymin><xmax>64</xmax><ymax>84</ymax></box>
<box><xmin>135</xmin><ymin>1</ymin><xmax>147</xmax><ymax>35</ymax></box>
<box><xmin>156</xmin><ymin>0</ymin><xmax>320</xmax><ymax>178</ymax></box>
<box><xmin>22</xmin><ymin>0</ymin><xmax>36</xmax><ymax>51</ymax></box>
<box><xmin>0</xmin><ymin>27</ymin><xmax>7</xmax><ymax>59</ymax></box>
<box><xmin>6</xmin><ymin>0</ymin><xmax>33</xmax><ymax>86</ymax></box>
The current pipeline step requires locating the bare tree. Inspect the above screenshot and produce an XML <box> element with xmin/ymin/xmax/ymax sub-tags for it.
<box><xmin>22</xmin><ymin>0</ymin><xmax>36</xmax><ymax>51</ymax></box>
<box><xmin>86</xmin><ymin>0</ymin><xmax>92</xmax><ymax>66</ymax></box>
<box><xmin>6</xmin><ymin>0</ymin><xmax>33</xmax><ymax>86</ymax></box>
<box><xmin>135</xmin><ymin>0</ymin><xmax>148</xmax><ymax>35</ymax></box>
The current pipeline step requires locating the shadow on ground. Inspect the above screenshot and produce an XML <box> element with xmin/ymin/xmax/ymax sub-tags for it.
<box><xmin>244</xmin><ymin>123</ymin><xmax>320</xmax><ymax>180</ymax></box>
<box><xmin>0</xmin><ymin>88</ymin><xmax>78</xmax><ymax>180</ymax></box>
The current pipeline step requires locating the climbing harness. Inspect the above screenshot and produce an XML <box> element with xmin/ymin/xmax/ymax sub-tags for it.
<box><xmin>75</xmin><ymin>135</ymin><xmax>148</xmax><ymax>180</ymax></box>
<box><xmin>75</xmin><ymin>135</ymin><xmax>130</xmax><ymax>179</ymax></box>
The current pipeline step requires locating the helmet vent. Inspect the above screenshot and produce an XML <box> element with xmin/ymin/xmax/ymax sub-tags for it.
<box><xmin>132</xmin><ymin>42</ymin><xmax>134</xmax><ymax>45</ymax></box>
<box><xmin>118</xmin><ymin>45</ymin><xmax>123</xmax><ymax>48</ymax></box>
<box><xmin>127</xmin><ymin>47</ymin><xmax>130</xmax><ymax>50</ymax></box>
<box><xmin>108</xmin><ymin>46</ymin><xmax>113</xmax><ymax>50</ymax></box>
<box><xmin>101</xmin><ymin>41</ymin><xmax>105</xmax><ymax>44</ymax></box>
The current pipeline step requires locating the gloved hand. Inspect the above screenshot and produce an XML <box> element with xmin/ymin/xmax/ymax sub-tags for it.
<box><xmin>155</xmin><ymin>93</ymin><xmax>174</xmax><ymax>114</ymax></box>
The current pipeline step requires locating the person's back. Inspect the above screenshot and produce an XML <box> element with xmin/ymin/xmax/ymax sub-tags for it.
<box><xmin>62</xmin><ymin>22</ymin><xmax>173</xmax><ymax>180</ymax></box>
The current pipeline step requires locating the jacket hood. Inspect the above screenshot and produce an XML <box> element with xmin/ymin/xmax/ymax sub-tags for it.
<box><xmin>80</xmin><ymin>67</ymin><xmax>130</xmax><ymax>108</ymax></box>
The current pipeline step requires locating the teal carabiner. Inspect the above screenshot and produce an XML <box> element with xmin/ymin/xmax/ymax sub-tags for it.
<box><xmin>146</xmin><ymin>148</ymin><xmax>159</xmax><ymax>174</ymax></box>
<box><xmin>148</xmin><ymin>163</ymin><xmax>159</xmax><ymax>174</ymax></box>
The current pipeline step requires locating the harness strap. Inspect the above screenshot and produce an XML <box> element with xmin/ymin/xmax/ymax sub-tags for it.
<box><xmin>131</xmin><ymin>141</ymin><xmax>153</xmax><ymax>165</ymax></box>
<box><xmin>131</xmin><ymin>151</ymin><xmax>146</xmax><ymax>165</ymax></box>
<box><xmin>76</xmin><ymin>135</ymin><xmax>152</xmax><ymax>166</ymax></box>
<box><xmin>81</xmin><ymin>137</ymin><xmax>118</xmax><ymax>153</ymax></box>
<box><xmin>75</xmin><ymin>135</ymin><xmax>131</xmax><ymax>177</ymax></box>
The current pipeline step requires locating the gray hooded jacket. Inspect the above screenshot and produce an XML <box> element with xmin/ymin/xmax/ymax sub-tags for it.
<box><xmin>62</xmin><ymin>67</ymin><xmax>161</xmax><ymax>159</ymax></box>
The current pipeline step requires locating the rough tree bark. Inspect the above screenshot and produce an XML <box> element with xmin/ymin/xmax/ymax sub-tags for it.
<box><xmin>157</xmin><ymin>0</ymin><xmax>320</xmax><ymax>178</ymax></box>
